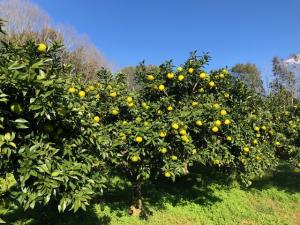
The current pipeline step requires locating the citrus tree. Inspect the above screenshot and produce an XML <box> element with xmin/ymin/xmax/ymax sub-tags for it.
<box><xmin>0</xmin><ymin>31</ymin><xmax>115</xmax><ymax>212</ymax></box>
<box><xmin>98</xmin><ymin>52</ymin><xmax>280</xmax><ymax>214</ymax></box>
<box><xmin>0</xmin><ymin>18</ymin><xmax>291</xmax><ymax>218</ymax></box>
<box><xmin>267</xmin><ymin>98</ymin><xmax>300</xmax><ymax>168</ymax></box>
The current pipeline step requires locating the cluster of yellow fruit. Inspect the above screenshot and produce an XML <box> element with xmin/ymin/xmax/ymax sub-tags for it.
<box><xmin>146</xmin><ymin>68</ymin><xmax>228</xmax><ymax>95</ymax></box>
<box><xmin>126</xmin><ymin>96</ymin><xmax>134</xmax><ymax>107</ymax></box>
<box><xmin>211</xmin><ymin>108</ymin><xmax>231</xmax><ymax>133</ymax></box>
<box><xmin>171</xmin><ymin>122</ymin><xmax>190</xmax><ymax>143</ymax></box>
<box><xmin>68</xmin><ymin>86</ymin><xmax>86</xmax><ymax>98</ymax></box>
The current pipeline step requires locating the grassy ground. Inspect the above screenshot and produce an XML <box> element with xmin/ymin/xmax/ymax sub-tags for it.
<box><xmin>1</xmin><ymin>164</ymin><xmax>300</xmax><ymax>225</ymax></box>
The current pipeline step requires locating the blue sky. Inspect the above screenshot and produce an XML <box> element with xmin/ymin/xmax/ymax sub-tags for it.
<box><xmin>32</xmin><ymin>0</ymin><xmax>300</xmax><ymax>84</ymax></box>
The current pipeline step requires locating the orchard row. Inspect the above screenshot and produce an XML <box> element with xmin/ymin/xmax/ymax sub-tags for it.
<box><xmin>0</xmin><ymin>40</ymin><xmax>299</xmax><ymax>213</ymax></box>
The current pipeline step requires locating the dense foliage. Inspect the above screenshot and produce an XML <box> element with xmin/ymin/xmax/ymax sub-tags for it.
<box><xmin>0</xmin><ymin>20</ymin><xmax>299</xmax><ymax>218</ymax></box>
<box><xmin>0</xmin><ymin>40</ymin><xmax>113</xmax><ymax>212</ymax></box>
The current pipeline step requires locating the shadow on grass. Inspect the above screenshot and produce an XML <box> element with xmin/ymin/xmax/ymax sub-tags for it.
<box><xmin>1</xmin><ymin>200</ymin><xmax>111</xmax><ymax>225</ymax></box>
<box><xmin>2</xmin><ymin>164</ymin><xmax>300</xmax><ymax>224</ymax></box>
<box><xmin>251</xmin><ymin>164</ymin><xmax>300</xmax><ymax>193</ymax></box>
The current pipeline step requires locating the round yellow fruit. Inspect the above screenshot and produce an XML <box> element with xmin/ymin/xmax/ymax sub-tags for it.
<box><xmin>224</xmin><ymin>119</ymin><xmax>231</xmax><ymax>125</ymax></box>
<box><xmin>240</xmin><ymin>158</ymin><xmax>247</xmax><ymax>165</ymax></box>
<box><xmin>226</xmin><ymin>136</ymin><xmax>232</xmax><ymax>141</ymax></box>
<box><xmin>179</xmin><ymin>129</ymin><xmax>187</xmax><ymax>136</ymax></box>
<box><xmin>78</xmin><ymin>91</ymin><xmax>86</xmax><ymax>98</ymax></box>
<box><xmin>198</xmin><ymin>88</ymin><xmax>205</xmax><ymax>93</ymax></box>
<box><xmin>209</xmin><ymin>81</ymin><xmax>215</xmax><ymax>87</ymax></box>
<box><xmin>109</xmin><ymin>92</ymin><xmax>117</xmax><ymax>97</ymax></box>
<box><xmin>135</xmin><ymin>117</ymin><xmax>142</xmax><ymax>123</ymax></box>
<box><xmin>192</xmin><ymin>101</ymin><xmax>198</xmax><ymax>107</ymax></box>
<box><xmin>256</xmin><ymin>133</ymin><xmax>261</xmax><ymax>138</ymax></box>
<box><xmin>160</xmin><ymin>147</ymin><xmax>167</xmax><ymax>154</ymax></box>
<box><xmin>131</xmin><ymin>156</ymin><xmax>140</xmax><ymax>162</ymax></box>
<box><xmin>213</xmin><ymin>159</ymin><xmax>220</xmax><ymax>165</ymax></box>
<box><xmin>167</xmin><ymin>72</ymin><xmax>174</xmax><ymax>79</ymax></box>
<box><xmin>164</xmin><ymin>171</ymin><xmax>171</xmax><ymax>177</ymax></box>
<box><xmin>275</xmin><ymin>141</ymin><xmax>280</xmax><ymax>146</ymax></box>
<box><xmin>199</xmin><ymin>72</ymin><xmax>207</xmax><ymax>79</ymax></box>
<box><xmin>219</xmin><ymin>73</ymin><xmax>225</xmax><ymax>78</ymax></box>
<box><xmin>120</xmin><ymin>133</ymin><xmax>126</xmax><ymax>141</ymax></box>
<box><xmin>127</xmin><ymin>97</ymin><xmax>133</xmax><ymax>103</ymax></box>
<box><xmin>188</xmin><ymin>68</ymin><xmax>194</xmax><ymax>74</ymax></box>
<box><xmin>181</xmin><ymin>135</ymin><xmax>190</xmax><ymax>143</ymax></box>
<box><xmin>224</xmin><ymin>93</ymin><xmax>230</xmax><ymax>98</ymax></box>
<box><xmin>212</xmin><ymin>126</ymin><xmax>219</xmax><ymax>132</ymax></box>
<box><xmin>147</xmin><ymin>75</ymin><xmax>155</xmax><ymax>81</ymax></box>
<box><xmin>178</xmin><ymin>75</ymin><xmax>185</xmax><ymax>81</ymax></box>
<box><xmin>171</xmin><ymin>123</ymin><xmax>179</xmax><ymax>130</ymax></box>
<box><xmin>159</xmin><ymin>131</ymin><xmax>167</xmax><ymax>138</ymax></box>
<box><xmin>167</xmin><ymin>106</ymin><xmax>173</xmax><ymax>111</ymax></box>
<box><xmin>135</xmin><ymin>136</ymin><xmax>143</xmax><ymax>143</ymax></box>
<box><xmin>252</xmin><ymin>139</ymin><xmax>258</xmax><ymax>145</ymax></box>
<box><xmin>142</xmin><ymin>102</ymin><xmax>148</xmax><ymax>108</ymax></box>
<box><xmin>158</xmin><ymin>85</ymin><xmax>165</xmax><ymax>91</ymax></box>
<box><xmin>196</xmin><ymin>120</ymin><xmax>203</xmax><ymax>126</ymax></box>
<box><xmin>220</xmin><ymin>109</ymin><xmax>227</xmax><ymax>116</ymax></box>
<box><xmin>171</xmin><ymin>155</ymin><xmax>178</xmax><ymax>161</ymax></box>
<box><xmin>127</xmin><ymin>102</ymin><xmax>134</xmax><ymax>108</ymax></box>
<box><xmin>222</xmin><ymin>69</ymin><xmax>228</xmax><ymax>74</ymax></box>
<box><xmin>111</xmin><ymin>109</ymin><xmax>119</xmax><ymax>115</ymax></box>
<box><xmin>215</xmin><ymin>120</ymin><xmax>222</xmax><ymax>127</ymax></box>
<box><xmin>213</xmin><ymin>103</ymin><xmax>220</xmax><ymax>110</ymax></box>
<box><xmin>93</xmin><ymin>116</ymin><xmax>100</xmax><ymax>123</ymax></box>
<box><xmin>37</xmin><ymin>43</ymin><xmax>47</xmax><ymax>52</ymax></box>
<box><xmin>243</xmin><ymin>147</ymin><xmax>250</xmax><ymax>154</ymax></box>
<box><xmin>192</xmin><ymin>149</ymin><xmax>197</xmax><ymax>154</ymax></box>
<box><xmin>261</xmin><ymin>125</ymin><xmax>267</xmax><ymax>130</ymax></box>
<box><xmin>68</xmin><ymin>87</ymin><xmax>76</xmax><ymax>93</ymax></box>
<box><xmin>177</xmin><ymin>67</ymin><xmax>183</xmax><ymax>72</ymax></box>
<box><xmin>254</xmin><ymin>126</ymin><xmax>260</xmax><ymax>132</ymax></box>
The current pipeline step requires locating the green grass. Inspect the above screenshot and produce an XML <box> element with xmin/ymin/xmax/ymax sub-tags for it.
<box><xmin>1</xmin><ymin>165</ymin><xmax>300</xmax><ymax>225</ymax></box>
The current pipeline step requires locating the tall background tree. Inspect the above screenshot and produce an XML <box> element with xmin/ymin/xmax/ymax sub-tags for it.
<box><xmin>231</xmin><ymin>63</ymin><xmax>265</xmax><ymax>95</ymax></box>
<box><xmin>119</xmin><ymin>64</ymin><xmax>158</xmax><ymax>91</ymax></box>
<box><xmin>0</xmin><ymin>0</ymin><xmax>109</xmax><ymax>80</ymax></box>
<box><xmin>269</xmin><ymin>56</ymin><xmax>297</xmax><ymax>106</ymax></box>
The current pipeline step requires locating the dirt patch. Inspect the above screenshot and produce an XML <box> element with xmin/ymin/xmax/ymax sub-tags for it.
<box><xmin>249</xmin><ymin>197</ymin><xmax>283</xmax><ymax>215</ymax></box>
<box><xmin>239</xmin><ymin>220</ymin><xmax>258</xmax><ymax>225</ymax></box>
<box><xmin>294</xmin><ymin>212</ymin><xmax>300</xmax><ymax>225</ymax></box>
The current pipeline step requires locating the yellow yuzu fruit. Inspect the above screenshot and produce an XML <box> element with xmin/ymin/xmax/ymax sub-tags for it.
<box><xmin>37</xmin><ymin>43</ymin><xmax>47</xmax><ymax>52</ymax></box>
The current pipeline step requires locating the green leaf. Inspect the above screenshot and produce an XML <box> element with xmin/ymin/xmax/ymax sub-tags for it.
<box><xmin>14</xmin><ymin>118</ymin><xmax>28</xmax><ymax>123</ymax></box>
<box><xmin>0</xmin><ymin>217</ymin><xmax>6</xmax><ymax>223</ymax></box>
<box><xmin>8</xmin><ymin>61</ymin><xmax>26</xmax><ymax>70</ymax></box>
<box><xmin>51</xmin><ymin>171</ymin><xmax>60</xmax><ymax>177</ymax></box>
<box><xmin>8</xmin><ymin>142</ymin><xmax>16</xmax><ymax>148</ymax></box>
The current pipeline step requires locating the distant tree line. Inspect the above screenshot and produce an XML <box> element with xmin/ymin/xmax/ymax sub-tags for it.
<box><xmin>0</xmin><ymin>0</ymin><xmax>109</xmax><ymax>81</ymax></box>
<box><xmin>1</xmin><ymin>0</ymin><xmax>299</xmax><ymax>102</ymax></box>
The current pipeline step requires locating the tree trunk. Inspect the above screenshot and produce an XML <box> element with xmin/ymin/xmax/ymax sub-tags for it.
<box><xmin>130</xmin><ymin>181</ymin><xmax>142</xmax><ymax>216</ymax></box>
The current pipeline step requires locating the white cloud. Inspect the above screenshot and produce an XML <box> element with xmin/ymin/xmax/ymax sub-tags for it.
<box><xmin>284</xmin><ymin>54</ymin><xmax>300</xmax><ymax>65</ymax></box>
